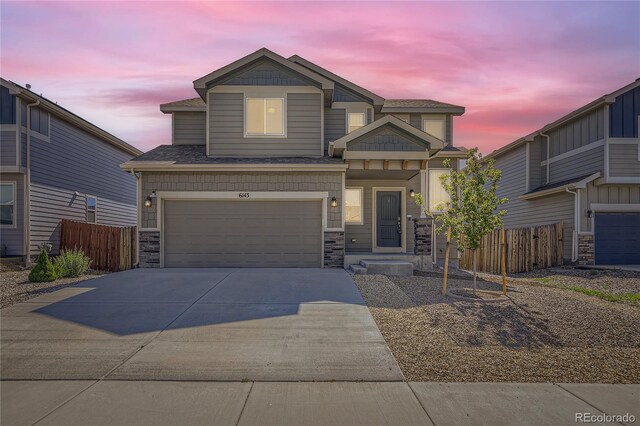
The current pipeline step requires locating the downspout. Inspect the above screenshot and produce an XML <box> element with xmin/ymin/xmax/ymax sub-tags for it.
<box><xmin>565</xmin><ymin>188</ymin><xmax>579</xmax><ymax>263</ymax></box>
<box><xmin>23</xmin><ymin>99</ymin><xmax>41</xmax><ymax>266</ymax></box>
<box><xmin>540</xmin><ymin>132</ymin><xmax>550</xmax><ymax>184</ymax></box>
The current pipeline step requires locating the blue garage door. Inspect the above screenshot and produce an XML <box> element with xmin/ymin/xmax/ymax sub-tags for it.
<box><xmin>594</xmin><ymin>213</ymin><xmax>640</xmax><ymax>264</ymax></box>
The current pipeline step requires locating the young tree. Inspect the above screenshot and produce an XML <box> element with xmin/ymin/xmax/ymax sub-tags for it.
<box><xmin>417</xmin><ymin>148</ymin><xmax>508</xmax><ymax>293</ymax></box>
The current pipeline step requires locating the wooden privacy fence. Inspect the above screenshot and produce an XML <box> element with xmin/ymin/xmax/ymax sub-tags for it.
<box><xmin>459</xmin><ymin>223</ymin><xmax>563</xmax><ymax>274</ymax></box>
<box><xmin>60</xmin><ymin>220</ymin><xmax>137</xmax><ymax>272</ymax></box>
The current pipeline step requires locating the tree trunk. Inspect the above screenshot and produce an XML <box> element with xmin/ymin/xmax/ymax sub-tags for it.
<box><xmin>472</xmin><ymin>249</ymin><xmax>477</xmax><ymax>294</ymax></box>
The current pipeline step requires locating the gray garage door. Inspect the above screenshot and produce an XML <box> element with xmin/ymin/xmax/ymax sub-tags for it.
<box><xmin>594</xmin><ymin>212</ymin><xmax>640</xmax><ymax>265</ymax></box>
<box><xmin>163</xmin><ymin>200</ymin><xmax>323</xmax><ymax>267</ymax></box>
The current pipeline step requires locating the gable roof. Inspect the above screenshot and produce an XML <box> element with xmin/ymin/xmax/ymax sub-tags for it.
<box><xmin>382</xmin><ymin>99</ymin><xmax>465</xmax><ymax>115</ymax></box>
<box><xmin>1</xmin><ymin>78</ymin><xmax>141</xmax><ymax>156</ymax></box>
<box><xmin>193</xmin><ymin>48</ymin><xmax>334</xmax><ymax>99</ymax></box>
<box><xmin>330</xmin><ymin>115</ymin><xmax>444</xmax><ymax>157</ymax></box>
<box><xmin>288</xmin><ymin>55</ymin><xmax>386</xmax><ymax>106</ymax></box>
<box><xmin>486</xmin><ymin>78</ymin><xmax>640</xmax><ymax>160</ymax></box>
<box><xmin>160</xmin><ymin>97</ymin><xmax>206</xmax><ymax>113</ymax></box>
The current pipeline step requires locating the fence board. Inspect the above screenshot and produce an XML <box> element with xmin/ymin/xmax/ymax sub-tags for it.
<box><xmin>459</xmin><ymin>223</ymin><xmax>564</xmax><ymax>274</ymax></box>
<box><xmin>59</xmin><ymin>220</ymin><xmax>137</xmax><ymax>272</ymax></box>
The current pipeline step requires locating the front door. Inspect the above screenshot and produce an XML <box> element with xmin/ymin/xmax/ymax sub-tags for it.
<box><xmin>376</xmin><ymin>191</ymin><xmax>402</xmax><ymax>248</ymax></box>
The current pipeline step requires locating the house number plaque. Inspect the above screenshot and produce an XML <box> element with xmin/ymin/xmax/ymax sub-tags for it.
<box><xmin>238</xmin><ymin>193</ymin><xmax>250</xmax><ymax>198</ymax></box>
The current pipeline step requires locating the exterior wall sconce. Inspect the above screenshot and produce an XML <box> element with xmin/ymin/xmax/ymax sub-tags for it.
<box><xmin>409</xmin><ymin>189</ymin><xmax>416</xmax><ymax>198</ymax></box>
<box><xmin>586</xmin><ymin>209</ymin><xmax>592</xmax><ymax>218</ymax></box>
<box><xmin>330</xmin><ymin>197</ymin><xmax>338</xmax><ymax>207</ymax></box>
<box><xmin>145</xmin><ymin>191</ymin><xmax>157</xmax><ymax>208</ymax></box>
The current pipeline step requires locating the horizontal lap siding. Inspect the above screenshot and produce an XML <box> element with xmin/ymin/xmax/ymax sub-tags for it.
<box><xmin>580</xmin><ymin>183</ymin><xmax>640</xmax><ymax>232</ymax></box>
<box><xmin>173</xmin><ymin>112</ymin><xmax>206</xmax><ymax>145</ymax></box>
<box><xmin>209</xmin><ymin>92</ymin><xmax>322</xmax><ymax>157</ymax></box>
<box><xmin>345</xmin><ymin>176</ymin><xmax>421</xmax><ymax>254</ymax></box>
<box><xmin>609</xmin><ymin>144</ymin><xmax>640</xmax><ymax>177</ymax></box>
<box><xmin>0</xmin><ymin>173</ymin><xmax>24</xmax><ymax>255</ymax></box>
<box><xmin>1</xmin><ymin>129</ymin><xmax>17</xmax><ymax>166</ymax></box>
<box><xmin>324</xmin><ymin>108</ymin><xmax>345</xmax><ymax>154</ymax></box>
<box><xmin>494</xmin><ymin>145</ymin><xmax>575</xmax><ymax>259</ymax></box>
<box><xmin>548</xmin><ymin>145</ymin><xmax>604</xmax><ymax>182</ymax></box>
<box><xmin>28</xmin><ymin>116</ymin><xmax>137</xmax><ymax>255</ymax></box>
<box><xmin>140</xmin><ymin>171</ymin><xmax>343</xmax><ymax>229</ymax></box>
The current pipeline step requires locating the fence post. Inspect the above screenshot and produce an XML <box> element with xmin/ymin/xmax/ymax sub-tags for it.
<box><xmin>442</xmin><ymin>227</ymin><xmax>451</xmax><ymax>297</ymax></box>
<box><xmin>501</xmin><ymin>225</ymin><xmax>506</xmax><ymax>295</ymax></box>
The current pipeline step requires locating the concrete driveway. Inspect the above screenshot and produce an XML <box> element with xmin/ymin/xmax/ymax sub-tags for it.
<box><xmin>1</xmin><ymin>268</ymin><xmax>402</xmax><ymax>381</ymax></box>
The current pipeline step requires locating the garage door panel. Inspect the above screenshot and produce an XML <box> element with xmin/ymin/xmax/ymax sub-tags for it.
<box><xmin>594</xmin><ymin>212</ymin><xmax>640</xmax><ymax>265</ymax></box>
<box><xmin>163</xmin><ymin>200</ymin><xmax>322</xmax><ymax>268</ymax></box>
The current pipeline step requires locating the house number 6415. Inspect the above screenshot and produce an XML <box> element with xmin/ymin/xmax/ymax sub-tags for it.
<box><xmin>238</xmin><ymin>193</ymin><xmax>250</xmax><ymax>198</ymax></box>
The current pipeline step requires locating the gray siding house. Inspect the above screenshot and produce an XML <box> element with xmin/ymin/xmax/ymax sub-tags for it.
<box><xmin>0</xmin><ymin>79</ymin><xmax>141</xmax><ymax>259</ymax></box>
<box><xmin>122</xmin><ymin>48</ymin><xmax>467</xmax><ymax>268</ymax></box>
<box><xmin>487</xmin><ymin>79</ymin><xmax>640</xmax><ymax>266</ymax></box>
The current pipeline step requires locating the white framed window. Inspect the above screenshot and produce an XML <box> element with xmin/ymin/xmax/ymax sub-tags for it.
<box><xmin>86</xmin><ymin>195</ymin><xmax>97</xmax><ymax>224</ymax></box>
<box><xmin>428</xmin><ymin>169</ymin><xmax>451</xmax><ymax>212</ymax></box>
<box><xmin>393</xmin><ymin>114</ymin><xmax>410</xmax><ymax>123</ymax></box>
<box><xmin>245</xmin><ymin>98</ymin><xmax>285</xmax><ymax>136</ymax></box>
<box><xmin>345</xmin><ymin>187</ymin><xmax>363</xmax><ymax>225</ymax></box>
<box><xmin>347</xmin><ymin>112</ymin><xmax>366</xmax><ymax>133</ymax></box>
<box><xmin>0</xmin><ymin>182</ymin><xmax>16</xmax><ymax>227</ymax></box>
<box><xmin>422</xmin><ymin>118</ymin><xmax>445</xmax><ymax>141</ymax></box>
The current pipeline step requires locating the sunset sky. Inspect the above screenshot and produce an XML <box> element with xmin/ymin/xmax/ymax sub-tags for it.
<box><xmin>2</xmin><ymin>1</ymin><xmax>639</xmax><ymax>153</ymax></box>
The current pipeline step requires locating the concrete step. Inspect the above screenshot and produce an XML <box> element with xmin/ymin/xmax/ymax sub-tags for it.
<box><xmin>349</xmin><ymin>264</ymin><xmax>367</xmax><ymax>274</ymax></box>
<box><xmin>359</xmin><ymin>260</ymin><xmax>414</xmax><ymax>276</ymax></box>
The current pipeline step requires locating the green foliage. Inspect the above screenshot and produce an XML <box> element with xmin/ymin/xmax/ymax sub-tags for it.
<box><xmin>28</xmin><ymin>248</ymin><xmax>58</xmax><ymax>283</ymax></box>
<box><xmin>417</xmin><ymin>147</ymin><xmax>508</xmax><ymax>251</ymax></box>
<box><xmin>54</xmin><ymin>248</ymin><xmax>92</xmax><ymax>278</ymax></box>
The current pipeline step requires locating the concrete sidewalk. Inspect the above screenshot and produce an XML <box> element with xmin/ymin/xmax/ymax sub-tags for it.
<box><xmin>1</xmin><ymin>381</ymin><xmax>637</xmax><ymax>426</ymax></box>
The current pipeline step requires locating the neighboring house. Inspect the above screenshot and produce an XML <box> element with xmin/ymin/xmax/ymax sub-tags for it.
<box><xmin>121</xmin><ymin>48</ymin><xmax>467</xmax><ymax>268</ymax></box>
<box><xmin>486</xmin><ymin>79</ymin><xmax>640</xmax><ymax>266</ymax></box>
<box><xmin>0</xmin><ymin>78</ymin><xmax>141</xmax><ymax>259</ymax></box>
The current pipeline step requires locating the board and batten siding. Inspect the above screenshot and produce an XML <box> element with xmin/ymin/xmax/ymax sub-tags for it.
<box><xmin>140</xmin><ymin>171</ymin><xmax>343</xmax><ymax>230</ymax></box>
<box><xmin>580</xmin><ymin>182</ymin><xmax>640</xmax><ymax>232</ymax></box>
<box><xmin>544</xmin><ymin>108</ymin><xmax>605</xmax><ymax>158</ymax></box>
<box><xmin>493</xmin><ymin>145</ymin><xmax>575</xmax><ymax>259</ymax></box>
<box><xmin>173</xmin><ymin>112</ymin><xmax>206</xmax><ymax>145</ymax></box>
<box><xmin>324</xmin><ymin>107</ymin><xmax>345</xmax><ymax>154</ymax></box>
<box><xmin>0</xmin><ymin>173</ymin><xmax>24</xmax><ymax>255</ymax></box>
<box><xmin>208</xmin><ymin>92</ymin><xmax>322</xmax><ymax>157</ymax></box>
<box><xmin>547</xmin><ymin>144</ymin><xmax>604</xmax><ymax>183</ymax></box>
<box><xmin>609</xmin><ymin>143</ymin><xmax>640</xmax><ymax>177</ymax></box>
<box><xmin>1</xmin><ymin>128</ymin><xmax>17</xmax><ymax>166</ymax></box>
<box><xmin>27</xmin><ymin>116</ymin><xmax>137</xmax><ymax>255</ymax></box>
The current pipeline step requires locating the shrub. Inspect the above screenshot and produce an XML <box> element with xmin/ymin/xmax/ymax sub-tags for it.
<box><xmin>54</xmin><ymin>248</ymin><xmax>92</xmax><ymax>278</ymax></box>
<box><xmin>29</xmin><ymin>248</ymin><xmax>58</xmax><ymax>283</ymax></box>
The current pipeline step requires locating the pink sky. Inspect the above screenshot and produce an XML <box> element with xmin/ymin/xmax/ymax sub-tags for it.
<box><xmin>2</xmin><ymin>1</ymin><xmax>639</xmax><ymax>153</ymax></box>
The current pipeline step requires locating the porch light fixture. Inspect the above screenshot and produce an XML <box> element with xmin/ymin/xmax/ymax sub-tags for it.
<box><xmin>145</xmin><ymin>191</ymin><xmax>157</xmax><ymax>208</ymax></box>
<box><xmin>409</xmin><ymin>189</ymin><xmax>416</xmax><ymax>198</ymax></box>
<box><xmin>330</xmin><ymin>197</ymin><xmax>338</xmax><ymax>207</ymax></box>
<box><xmin>586</xmin><ymin>209</ymin><xmax>592</xmax><ymax>218</ymax></box>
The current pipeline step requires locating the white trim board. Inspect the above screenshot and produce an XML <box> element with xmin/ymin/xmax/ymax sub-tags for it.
<box><xmin>589</xmin><ymin>203</ymin><xmax>640</xmax><ymax>212</ymax></box>
<box><xmin>540</xmin><ymin>139</ymin><xmax>604</xmax><ymax>166</ymax></box>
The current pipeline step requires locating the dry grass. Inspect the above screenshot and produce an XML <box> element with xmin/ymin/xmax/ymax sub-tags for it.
<box><xmin>353</xmin><ymin>271</ymin><xmax>640</xmax><ymax>383</ymax></box>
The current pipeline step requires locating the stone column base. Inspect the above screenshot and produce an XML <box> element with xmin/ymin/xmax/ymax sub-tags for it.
<box><xmin>139</xmin><ymin>230</ymin><xmax>160</xmax><ymax>268</ymax></box>
<box><xmin>577</xmin><ymin>234</ymin><xmax>594</xmax><ymax>266</ymax></box>
<box><xmin>324</xmin><ymin>231</ymin><xmax>345</xmax><ymax>268</ymax></box>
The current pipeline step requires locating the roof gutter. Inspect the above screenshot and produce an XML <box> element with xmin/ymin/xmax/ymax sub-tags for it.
<box><xmin>120</xmin><ymin>162</ymin><xmax>349</xmax><ymax>173</ymax></box>
<box><xmin>518</xmin><ymin>172</ymin><xmax>600</xmax><ymax>200</ymax></box>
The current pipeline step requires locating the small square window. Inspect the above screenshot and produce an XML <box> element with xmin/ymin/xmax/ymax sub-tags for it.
<box><xmin>422</xmin><ymin>118</ymin><xmax>445</xmax><ymax>141</ymax></box>
<box><xmin>348</xmin><ymin>113</ymin><xmax>366</xmax><ymax>133</ymax></box>
<box><xmin>86</xmin><ymin>195</ymin><xmax>97</xmax><ymax>224</ymax></box>
<box><xmin>345</xmin><ymin>188</ymin><xmax>363</xmax><ymax>224</ymax></box>
<box><xmin>0</xmin><ymin>182</ymin><xmax>15</xmax><ymax>227</ymax></box>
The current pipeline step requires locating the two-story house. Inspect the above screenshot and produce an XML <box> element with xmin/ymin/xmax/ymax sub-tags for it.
<box><xmin>486</xmin><ymin>79</ymin><xmax>640</xmax><ymax>266</ymax></box>
<box><xmin>0</xmin><ymin>78</ymin><xmax>141</xmax><ymax>260</ymax></box>
<box><xmin>121</xmin><ymin>48</ymin><xmax>467</xmax><ymax>269</ymax></box>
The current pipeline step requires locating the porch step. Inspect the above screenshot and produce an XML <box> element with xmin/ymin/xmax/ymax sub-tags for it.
<box><xmin>353</xmin><ymin>260</ymin><xmax>414</xmax><ymax>276</ymax></box>
<box><xmin>348</xmin><ymin>264</ymin><xmax>368</xmax><ymax>274</ymax></box>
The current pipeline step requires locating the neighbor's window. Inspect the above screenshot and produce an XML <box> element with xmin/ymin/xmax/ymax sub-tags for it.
<box><xmin>345</xmin><ymin>188</ymin><xmax>363</xmax><ymax>224</ymax></box>
<box><xmin>0</xmin><ymin>182</ymin><xmax>15</xmax><ymax>226</ymax></box>
<box><xmin>347</xmin><ymin>112</ymin><xmax>366</xmax><ymax>133</ymax></box>
<box><xmin>0</xmin><ymin>86</ymin><xmax>16</xmax><ymax>125</ymax></box>
<box><xmin>86</xmin><ymin>195</ymin><xmax>97</xmax><ymax>224</ymax></box>
<box><xmin>422</xmin><ymin>118</ymin><xmax>445</xmax><ymax>141</ymax></box>
<box><xmin>245</xmin><ymin>98</ymin><xmax>284</xmax><ymax>136</ymax></box>
<box><xmin>29</xmin><ymin>107</ymin><xmax>50</xmax><ymax>136</ymax></box>
<box><xmin>428</xmin><ymin>169</ymin><xmax>451</xmax><ymax>212</ymax></box>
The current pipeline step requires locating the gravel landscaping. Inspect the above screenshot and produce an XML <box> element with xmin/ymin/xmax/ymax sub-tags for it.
<box><xmin>353</xmin><ymin>270</ymin><xmax>640</xmax><ymax>383</ymax></box>
<box><xmin>0</xmin><ymin>266</ymin><xmax>103</xmax><ymax>309</ymax></box>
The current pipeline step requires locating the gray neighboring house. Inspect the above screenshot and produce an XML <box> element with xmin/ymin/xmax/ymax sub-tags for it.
<box><xmin>121</xmin><ymin>48</ymin><xmax>467</xmax><ymax>268</ymax></box>
<box><xmin>0</xmin><ymin>78</ymin><xmax>141</xmax><ymax>259</ymax></box>
<box><xmin>486</xmin><ymin>79</ymin><xmax>640</xmax><ymax>266</ymax></box>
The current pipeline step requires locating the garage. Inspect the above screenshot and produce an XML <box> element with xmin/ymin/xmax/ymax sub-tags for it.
<box><xmin>163</xmin><ymin>200</ymin><xmax>323</xmax><ymax>267</ymax></box>
<box><xmin>594</xmin><ymin>212</ymin><xmax>640</xmax><ymax>265</ymax></box>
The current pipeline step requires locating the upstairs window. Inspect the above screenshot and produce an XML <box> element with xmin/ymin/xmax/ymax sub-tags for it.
<box><xmin>422</xmin><ymin>118</ymin><xmax>445</xmax><ymax>141</ymax></box>
<box><xmin>0</xmin><ymin>86</ymin><xmax>16</xmax><ymax>124</ymax></box>
<box><xmin>428</xmin><ymin>169</ymin><xmax>451</xmax><ymax>213</ymax></box>
<box><xmin>345</xmin><ymin>187</ymin><xmax>363</xmax><ymax>224</ymax></box>
<box><xmin>86</xmin><ymin>195</ymin><xmax>97</xmax><ymax>224</ymax></box>
<box><xmin>347</xmin><ymin>112</ymin><xmax>366</xmax><ymax>133</ymax></box>
<box><xmin>1</xmin><ymin>182</ymin><xmax>16</xmax><ymax>227</ymax></box>
<box><xmin>245</xmin><ymin>98</ymin><xmax>284</xmax><ymax>136</ymax></box>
